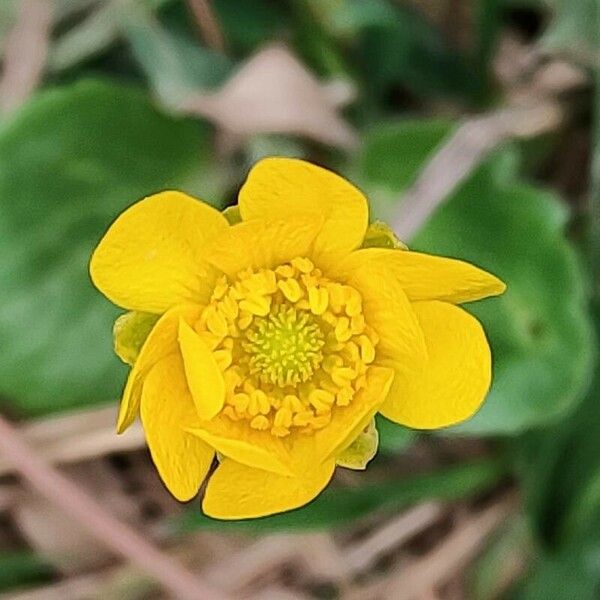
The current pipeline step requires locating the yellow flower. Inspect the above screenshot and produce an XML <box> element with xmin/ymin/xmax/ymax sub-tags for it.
<box><xmin>90</xmin><ymin>158</ymin><xmax>505</xmax><ymax>519</ymax></box>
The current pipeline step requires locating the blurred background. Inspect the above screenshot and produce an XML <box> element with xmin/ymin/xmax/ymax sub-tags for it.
<box><xmin>0</xmin><ymin>0</ymin><xmax>598</xmax><ymax>598</ymax></box>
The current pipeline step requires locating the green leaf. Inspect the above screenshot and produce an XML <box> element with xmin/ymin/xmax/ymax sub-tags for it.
<box><xmin>213</xmin><ymin>0</ymin><xmax>289</xmax><ymax>55</ymax></box>
<box><xmin>354</xmin><ymin>5</ymin><xmax>482</xmax><ymax>103</ymax></box>
<box><xmin>472</xmin><ymin>0</ymin><xmax>504</xmax><ymax>98</ymax></box>
<box><xmin>0</xmin><ymin>552</ymin><xmax>53</xmax><ymax>592</ymax></box>
<box><xmin>322</xmin><ymin>0</ymin><xmax>397</xmax><ymax>36</ymax></box>
<box><xmin>0</xmin><ymin>79</ymin><xmax>221</xmax><ymax>416</ymax></box>
<box><xmin>517</xmin><ymin>309</ymin><xmax>600</xmax><ymax>552</ymax></box>
<box><xmin>541</xmin><ymin>0</ymin><xmax>600</xmax><ymax>64</ymax></box>
<box><xmin>123</xmin><ymin>2</ymin><xmax>232</xmax><ymax>107</ymax></box>
<box><xmin>376</xmin><ymin>414</ymin><xmax>416</xmax><ymax>453</ymax></box>
<box><xmin>468</xmin><ymin>516</ymin><xmax>531</xmax><ymax>600</ymax></box>
<box><xmin>175</xmin><ymin>459</ymin><xmax>505</xmax><ymax>533</ymax></box>
<box><xmin>516</xmin><ymin>551</ymin><xmax>599</xmax><ymax>600</ymax></box>
<box><xmin>359</xmin><ymin>120</ymin><xmax>594</xmax><ymax>434</ymax></box>
<box><xmin>360</xmin><ymin>119</ymin><xmax>453</xmax><ymax>193</ymax></box>
<box><xmin>49</xmin><ymin>0</ymin><xmax>173</xmax><ymax>73</ymax></box>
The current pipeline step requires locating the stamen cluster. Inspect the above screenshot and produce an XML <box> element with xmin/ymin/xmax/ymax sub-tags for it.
<box><xmin>195</xmin><ymin>257</ymin><xmax>379</xmax><ymax>437</ymax></box>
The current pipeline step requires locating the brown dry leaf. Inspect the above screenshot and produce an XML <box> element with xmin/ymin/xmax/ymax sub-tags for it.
<box><xmin>180</xmin><ymin>44</ymin><xmax>357</xmax><ymax>150</ymax></box>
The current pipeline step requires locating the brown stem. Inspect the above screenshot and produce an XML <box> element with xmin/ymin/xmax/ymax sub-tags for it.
<box><xmin>187</xmin><ymin>0</ymin><xmax>227</xmax><ymax>53</ymax></box>
<box><xmin>0</xmin><ymin>413</ymin><xmax>229</xmax><ymax>600</ymax></box>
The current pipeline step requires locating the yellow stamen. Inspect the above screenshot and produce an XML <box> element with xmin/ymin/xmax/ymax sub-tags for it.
<box><xmin>239</xmin><ymin>294</ymin><xmax>271</xmax><ymax>316</ymax></box>
<box><xmin>205</xmin><ymin>305</ymin><xmax>229</xmax><ymax>337</ymax></box>
<box><xmin>194</xmin><ymin>256</ymin><xmax>379</xmax><ymax>438</ymax></box>
<box><xmin>308</xmin><ymin>286</ymin><xmax>329</xmax><ymax>315</ymax></box>
<box><xmin>278</xmin><ymin>278</ymin><xmax>303</xmax><ymax>303</ymax></box>
<box><xmin>250</xmin><ymin>415</ymin><xmax>270</xmax><ymax>430</ymax></box>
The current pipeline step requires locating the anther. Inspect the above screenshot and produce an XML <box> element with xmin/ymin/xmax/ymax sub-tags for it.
<box><xmin>205</xmin><ymin>305</ymin><xmax>229</xmax><ymax>337</ymax></box>
<box><xmin>239</xmin><ymin>294</ymin><xmax>271</xmax><ymax>316</ymax></box>
<box><xmin>250</xmin><ymin>415</ymin><xmax>270</xmax><ymax>430</ymax></box>
<box><xmin>308</xmin><ymin>286</ymin><xmax>329</xmax><ymax>315</ymax></box>
<box><xmin>278</xmin><ymin>278</ymin><xmax>303</xmax><ymax>302</ymax></box>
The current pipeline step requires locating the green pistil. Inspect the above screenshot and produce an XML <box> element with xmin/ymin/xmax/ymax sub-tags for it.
<box><xmin>243</xmin><ymin>304</ymin><xmax>325</xmax><ymax>386</ymax></box>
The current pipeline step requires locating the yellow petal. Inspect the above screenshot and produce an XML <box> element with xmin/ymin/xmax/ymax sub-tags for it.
<box><xmin>238</xmin><ymin>158</ymin><xmax>368</xmax><ymax>257</ymax></box>
<box><xmin>341</xmin><ymin>248</ymin><xmax>506</xmax><ymax>304</ymax></box>
<box><xmin>186</xmin><ymin>426</ymin><xmax>292</xmax><ymax>476</ymax></box>
<box><xmin>336</xmin><ymin>419</ymin><xmax>379</xmax><ymax>470</ymax></box>
<box><xmin>202</xmin><ymin>457</ymin><xmax>335</xmax><ymax>519</ymax></box>
<box><xmin>113</xmin><ymin>311</ymin><xmax>160</xmax><ymax>366</ymax></box>
<box><xmin>116</xmin><ymin>303</ymin><xmax>203</xmax><ymax>433</ymax></box>
<box><xmin>186</xmin><ymin>407</ymin><xmax>292</xmax><ymax>475</ymax></box>
<box><xmin>311</xmin><ymin>366</ymin><xmax>393</xmax><ymax>461</ymax></box>
<box><xmin>141</xmin><ymin>354</ymin><xmax>215</xmax><ymax>501</ymax></box>
<box><xmin>90</xmin><ymin>191</ymin><xmax>228</xmax><ymax>312</ymax></box>
<box><xmin>207</xmin><ymin>217</ymin><xmax>322</xmax><ymax>277</ymax></box>
<box><xmin>379</xmin><ymin>301</ymin><xmax>491</xmax><ymax>429</ymax></box>
<box><xmin>348</xmin><ymin>260</ymin><xmax>427</xmax><ymax>374</ymax></box>
<box><xmin>178</xmin><ymin>320</ymin><xmax>225</xmax><ymax>420</ymax></box>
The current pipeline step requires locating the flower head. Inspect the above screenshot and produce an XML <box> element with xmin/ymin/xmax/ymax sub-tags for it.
<box><xmin>90</xmin><ymin>158</ymin><xmax>505</xmax><ymax>519</ymax></box>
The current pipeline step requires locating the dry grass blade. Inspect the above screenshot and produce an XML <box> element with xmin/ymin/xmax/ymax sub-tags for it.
<box><xmin>385</xmin><ymin>497</ymin><xmax>515</xmax><ymax>599</ymax></box>
<box><xmin>203</xmin><ymin>534</ymin><xmax>300</xmax><ymax>593</ymax></box>
<box><xmin>295</xmin><ymin>533</ymin><xmax>349</xmax><ymax>583</ymax></box>
<box><xmin>0</xmin><ymin>484</ymin><xmax>16</xmax><ymax>512</ymax></box>
<box><xmin>2</xmin><ymin>572</ymin><xmax>110</xmax><ymax>600</ymax></box>
<box><xmin>0</xmin><ymin>0</ymin><xmax>52</xmax><ymax>114</ymax></box>
<box><xmin>0</xmin><ymin>413</ymin><xmax>229</xmax><ymax>600</ymax></box>
<box><xmin>393</xmin><ymin>101</ymin><xmax>564</xmax><ymax>240</ymax></box>
<box><xmin>202</xmin><ymin>532</ymin><xmax>349</xmax><ymax>594</ymax></box>
<box><xmin>244</xmin><ymin>586</ymin><xmax>313</xmax><ymax>600</ymax></box>
<box><xmin>345</xmin><ymin>496</ymin><xmax>516</xmax><ymax>600</ymax></box>
<box><xmin>0</xmin><ymin>406</ymin><xmax>144</xmax><ymax>478</ymax></box>
<box><xmin>345</xmin><ymin>502</ymin><xmax>444</xmax><ymax>574</ymax></box>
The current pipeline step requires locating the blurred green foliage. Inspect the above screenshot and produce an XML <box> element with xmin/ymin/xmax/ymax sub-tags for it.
<box><xmin>0</xmin><ymin>0</ymin><xmax>598</xmax><ymax>595</ymax></box>
<box><xmin>0</xmin><ymin>79</ymin><xmax>220</xmax><ymax>415</ymax></box>
<box><xmin>0</xmin><ymin>552</ymin><xmax>54</xmax><ymax>592</ymax></box>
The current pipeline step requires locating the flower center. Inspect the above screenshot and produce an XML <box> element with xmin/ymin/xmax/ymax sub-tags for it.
<box><xmin>243</xmin><ymin>305</ymin><xmax>325</xmax><ymax>386</ymax></box>
<box><xmin>194</xmin><ymin>257</ymin><xmax>379</xmax><ymax>438</ymax></box>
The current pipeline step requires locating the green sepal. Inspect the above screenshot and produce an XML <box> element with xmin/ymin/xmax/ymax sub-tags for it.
<box><xmin>361</xmin><ymin>220</ymin><xmax>408</xmax><ymax>249</ymax></box>
<box><xmin>113</xmin><ymin>311</ymin><xmax>160</xmax><ymax>366</ymax></box>
<box><xmin>223</xmin><ymin>205</ymin><xmax>242</xmax><ymax>225</ymax></box>
<box><xmin>336</xmin><ymin>419</ymin><xmax>379</xmax><ymax>470</ymax></box>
